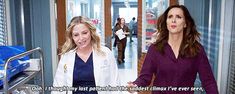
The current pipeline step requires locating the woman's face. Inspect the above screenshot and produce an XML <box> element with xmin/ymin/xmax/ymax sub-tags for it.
<box><xmin>166</xmin><ymin>8</ymin><xmax>186</xmax><ymax>34</ymax></box>
<box><xmin>72</xmin><ymin>24</ymin><xmax>92</xmax><ymax>49</ymax></box>
<box><xmin>121</xmin><ymin>18</ymin><xmax>125</xmax><ymax>25</ymax></box>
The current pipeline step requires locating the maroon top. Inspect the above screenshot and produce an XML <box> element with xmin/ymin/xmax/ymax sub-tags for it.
<box><xmin>133</xmin><ymin>43</ymin><xmax>218</xmax><ymax>94</ymax></box>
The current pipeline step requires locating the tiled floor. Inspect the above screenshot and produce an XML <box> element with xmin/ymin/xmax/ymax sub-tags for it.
<box><xmin>112</xmin><ymin>36</ymin><xmax>138</xmax><ymax>94</ymax></box>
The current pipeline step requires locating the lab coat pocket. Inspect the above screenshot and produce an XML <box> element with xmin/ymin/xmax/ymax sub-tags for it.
<box><xmin>100</xmin><ymin>64</ymin><xmax>110</xmax><ymax>71</ymax></box>
<box><xmin>100</xmin><ymin>61</ymin><xmax>111</xmax><ymax>83</ymax></box>
<box><xmin>100</xmin><ymin>60</ymin><xmax>110</xmax><ymax>69</ymax></box>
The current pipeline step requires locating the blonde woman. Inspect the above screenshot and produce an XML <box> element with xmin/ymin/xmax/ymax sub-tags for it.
<box><xmin>52</xmin><ymin>16</ymin><xmax>119</xmax><ymax>94</ymax></box>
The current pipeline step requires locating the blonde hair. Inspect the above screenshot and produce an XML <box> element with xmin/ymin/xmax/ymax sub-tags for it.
<box><xmin>60</xmin><ymin>16</ymin><xmax>103</xmax><ymax>55</ymax></box>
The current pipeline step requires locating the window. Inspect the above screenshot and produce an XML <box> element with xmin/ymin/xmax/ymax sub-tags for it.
<box><xmin>142</xmin><ymin>0</ymin><xmax>169</xmax><ymax>52</ymax></box>
<box><xmin>227</xmin><ymin>5</ymin><xmax>235</xmax><ymax>93</ymax></box>
<box><xmin>81</xmin><ymin>3</ymin><xmax>88</xmax><ymax>17</ymax></box>
<box><xmin>119</xmin><ymin>8</ymin><xmax>137</xmax><ymax>23</ymax></box>
<box><xmin>0</xmin><ymin>0</ymin><xmax>7</xmax><ymax>45</ymax></box>
<box><xmin>66</xmin><ymin>0</ymin><xmax>104</xmax><ymax>44</ymax></box>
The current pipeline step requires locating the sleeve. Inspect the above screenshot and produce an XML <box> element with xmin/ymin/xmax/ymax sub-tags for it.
<box><xmin>51</xmin><ymin>55</ymin><xmax>67</xmax><ymax>94</ymax></box>
<box><xmin>125</xmin><ymin>25</ymin><xmax>130</xmax><ymax>33</ymax></box>
<box><xmin>107</xmin><ymin>49</ymin><xmax>120</xmax><ymax>86</ymax></box>
<box><xmin>198</xmin><ymin>48</ymin><xmax>219</xmax><ymax>94</ymax></box>
<box><xmin>133</xmin><ymin>45</ymin><xmax>155</xmax><ymax>86</ymax></box>
<box><xmin>105</xmin><ymin>48</ymin><xmax>121</xmax><ymax>94</ymax></box>
<box><xmin>114</xmin><ymin>25</ymin><xmax>119</xmax><ymax>33</ymax></box>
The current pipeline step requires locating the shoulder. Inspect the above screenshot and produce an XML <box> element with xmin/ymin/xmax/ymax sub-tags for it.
<box><xmin>115</xmin><ymin>24</ymin><xmax>120</xmax><ymax>28</ymax></box>
<box><xmin>124</xmin><ymin>25</ymin><xmax>129</xmax><ymax>28</ymax></box>
<box><xmin>61</xmin><ymin>49</ymin><xmax>76</xmax><ymax>58</ymax></box>
<box><xmin>194</xmin><ymin>42</ymin><xmax>207</xmax><ymax>58</ymax></box>
<box><xmin>148</xmin><ymin>44</ymin><xmax>157</xmax><ymax>52</ymax></box>
<box><xmin>114</xmin><ymin>25</ymin><xmax>120</xmax><ymax>31</ymax></box>
<box><xmin>147</xmin><ymin>43</ymin><xmax>166</xmax><ymax>55</ymax></box>
<box><xmin>196</xmin><ymin>42</ymin><xmax>205</xmax><ymax>53</ymax></box>
<box><xmin>145</xmin><ymin>44</ymin><xmax>159</xmax><ymax>57</ymax></box>
<box><xmin>94</xmin><ymin>46</ymin><xmax>114</xmax><ymax>61</ymax></box>
<box><xmin>100</xmin><ymin>46</ymin><xmax>112</xmax><ymax>54</ymax></box>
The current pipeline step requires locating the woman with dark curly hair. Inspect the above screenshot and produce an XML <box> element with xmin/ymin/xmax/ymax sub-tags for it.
<box><xmin>128</xmin><ymin>5</ymin><xmax>218</xmax><ymax>94</ymax></box>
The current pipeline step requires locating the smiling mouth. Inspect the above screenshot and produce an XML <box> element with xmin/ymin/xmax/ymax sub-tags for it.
<box><xmin>78</xmin><ymin>41</ymin><xmax>86</xmax><ymax>45</ymax></box>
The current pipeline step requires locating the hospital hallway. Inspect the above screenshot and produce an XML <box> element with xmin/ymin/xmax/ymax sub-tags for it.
<box><xmin>112</xmin><ymin>36</ymin><xmax>138</xmax><ymax>93</ymax></box>
<box><xmin>1</xmin><ymin>0</ymin><xmax>235</xmax><ymax>94</ymax></box>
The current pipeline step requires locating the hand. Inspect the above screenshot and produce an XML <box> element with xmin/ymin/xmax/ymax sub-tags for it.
<box><xmin>123</xmin><ymin>32</ymin><xmax>130</xmax><ymax>35</ymax></box>
<box><xmin>127</xmin><ymin>81</ymin><xmax>137</xmax><ymax>93</ymax></box>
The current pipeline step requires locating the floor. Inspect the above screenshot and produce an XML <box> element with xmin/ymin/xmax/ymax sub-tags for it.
<box><xmin>112</xmin><ymin>36</ymin><xmax>138</xmax><ymax>94</ymax></box>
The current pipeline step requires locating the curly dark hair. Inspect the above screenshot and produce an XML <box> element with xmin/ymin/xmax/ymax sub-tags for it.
<box><xmin>154</xmin><ymin>5</ymin><xmax>201</xmax><ymax>57</ymax></box>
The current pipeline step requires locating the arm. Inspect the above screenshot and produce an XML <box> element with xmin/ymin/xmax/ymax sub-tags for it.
<box><xmin>104</xmin><ymin>47</ymin><xmax>120</xmax><ymax>94</ymax></box>
<box><xmin>53</xmin><ymin>55</ymin><xmax>66</xmax><ymax>86</ymax></box>
<box><xmin>124</xmin><ymin>25</ymin><xmax>130</xmax><ymax>35</ymax></box>
<box><xmin>114</xmin><ymin>25</ymin><xmax>121</xmax><ymax>36</ymax></box>
<box><xmin>133</xmin><ymin>45</ymin><xmax>155</xmax><ymax>86</ymax></box>
<box><xmin>107</xmin><ymin>49</ymin><xmax>120</xmax><ymax>86</ymax></box>
<box><xmin>51</xmin><ymin>55</ymin><xmax>67</xmax><ymax>94</ymax></box>
<box><xmin>198</xmin><ymin>48</ymin><xmax>219</xmax><ymax>94</ymax></box>
<box><xmin>114</xmin><ymin>25</ymin><xmax>119</xmax><ymax>33</ymax></box>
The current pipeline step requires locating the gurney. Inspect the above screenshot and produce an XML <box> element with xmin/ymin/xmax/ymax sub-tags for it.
<box><xmin>0</xmin><ymin>46</ymin><xmax>30</xmax><ymax>86</ymax></box>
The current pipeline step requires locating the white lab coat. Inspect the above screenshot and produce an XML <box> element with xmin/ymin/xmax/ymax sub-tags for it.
<box><xmin>52</xmin><ymin>46</ymin><xmax>120</xmax><ymax>94</ymax></box>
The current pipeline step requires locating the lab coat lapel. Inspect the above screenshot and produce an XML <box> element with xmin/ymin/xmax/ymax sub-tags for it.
<box><xmin>93</xmin><ymin>50</ymin><xmax>101</xmax><ymax>86</ymax></box>
<box><xmin>65</xmin><ymin>51</ymin><xmax>76</xmax><ymax>87</ymax></box>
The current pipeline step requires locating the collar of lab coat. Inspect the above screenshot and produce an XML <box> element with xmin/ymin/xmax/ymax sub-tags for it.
<box><xmin>53</xmin><ymin>46</ymin><xmax>119</xmax><ymax>94</ymax></box>
<box><xmin>64</xmin><ymin>47</ymin><xmax>104</xmax><ymax>87</ymax></box>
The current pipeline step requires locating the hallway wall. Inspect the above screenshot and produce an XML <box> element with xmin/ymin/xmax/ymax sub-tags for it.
<box><xmin>30</xmin><ymin>0</ymin><xmax>54</xmax><ymax>89</ymax></box>
<box><xmin>9</xmin><ymin>0</ymin><xmax>54</xmax><ymax>89</ymax></box>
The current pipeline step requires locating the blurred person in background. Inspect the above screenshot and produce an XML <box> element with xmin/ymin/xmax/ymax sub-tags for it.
<box><xmin>128</xmin><ymin>17</ymin><xmax>136</xmax><ymax>42</ymax></box>
<box><xmin>114</xmin><ymin>18</ymin><xmax>129</xmax><ymax>64</ymax></box>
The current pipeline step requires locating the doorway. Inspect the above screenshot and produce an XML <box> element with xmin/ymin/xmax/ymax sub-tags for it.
<box><xmin>111</xmin><ymin>0</ymin><xmax>138</xmax><ymax>91</ymax></box>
